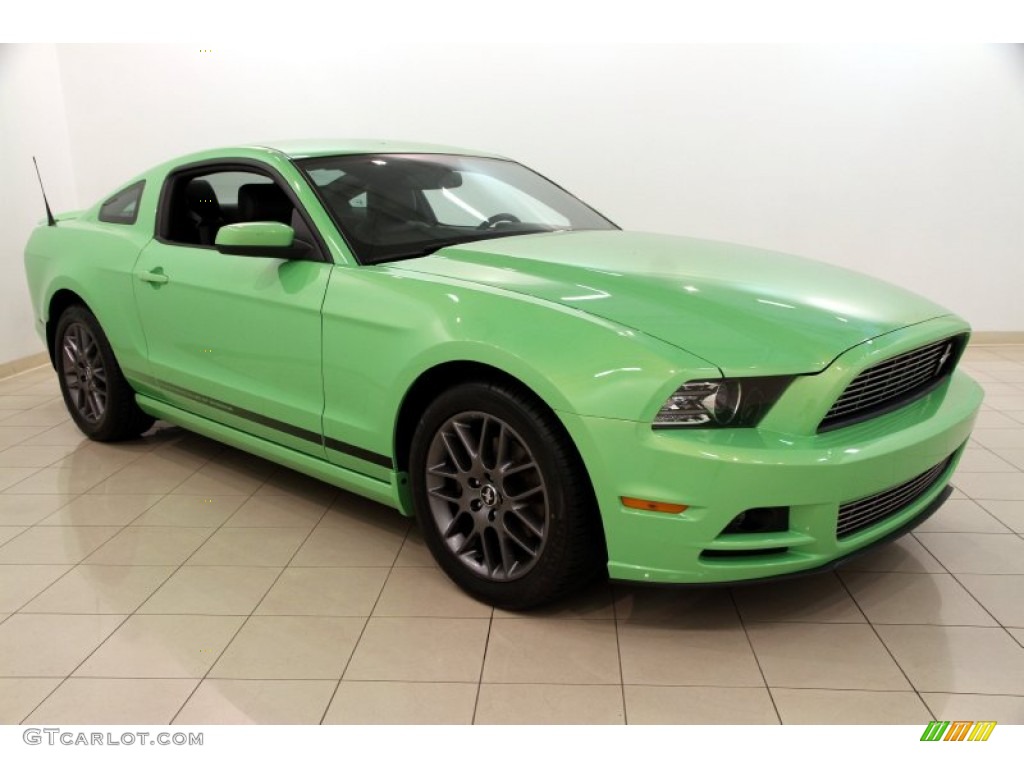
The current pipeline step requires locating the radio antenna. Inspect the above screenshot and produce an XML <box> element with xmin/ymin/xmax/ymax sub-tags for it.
<box><xmin>32</xmin><ymin>157</ymin><xmax>57</xmax><ymax>227</ymax></box>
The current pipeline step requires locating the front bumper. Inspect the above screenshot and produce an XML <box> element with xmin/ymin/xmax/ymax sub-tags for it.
<box><xmin>562</xmin><ymin>346</ymin><xmax>983</xmax><ymax>585</ymax></box>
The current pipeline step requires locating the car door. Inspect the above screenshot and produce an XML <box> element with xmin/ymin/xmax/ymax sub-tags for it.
<box><xmin>132</xmin><ymin>162</ymin><xmax>332</xmax><ymax>458</ymax></box>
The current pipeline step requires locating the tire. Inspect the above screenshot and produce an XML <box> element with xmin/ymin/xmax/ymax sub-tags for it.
<box><xmin>410</xmin><ymin>381</ymin><xmax>605</xmax><ymax>610</ymax></box>
<box><xmin>54</xmin><ymin>305</ymin><xmax>154</xmax><ymax>442</ymax></box>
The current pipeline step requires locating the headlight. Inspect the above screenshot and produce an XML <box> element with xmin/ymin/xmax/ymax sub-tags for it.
<box><xmin>653</xmin><ymin>376</ymin><xmax>794</xmax><ymax>428</ymax></box>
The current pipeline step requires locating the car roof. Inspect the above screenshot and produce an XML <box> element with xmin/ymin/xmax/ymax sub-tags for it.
<box><xmin>249</xmin><ymin>139</ymin><xmax>508</xmax><ymax>160</ymax></box>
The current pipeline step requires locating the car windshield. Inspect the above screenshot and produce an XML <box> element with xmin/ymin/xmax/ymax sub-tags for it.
<box><xmin>296</xmin><ymin>153</ymin><xmax>618</xmax><ymax>264</ymax></box>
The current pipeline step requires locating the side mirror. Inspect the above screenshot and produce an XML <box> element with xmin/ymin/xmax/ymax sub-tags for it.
<box><xmin>215</xmin><ymin>222</ymin><xmax>308</xmax><ymax>258</ymax></box>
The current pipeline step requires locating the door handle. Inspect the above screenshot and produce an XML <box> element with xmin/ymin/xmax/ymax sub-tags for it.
<box><xmin>136</xmin><ymin>269</ymin><xmax>169</xmax><ymax>285</ymax></box>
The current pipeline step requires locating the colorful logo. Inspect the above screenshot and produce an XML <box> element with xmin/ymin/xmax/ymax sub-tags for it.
<box><xmin>920</xmin><ymin>721</ymin><xmax>997</xmax><ymax>742</ymax></box>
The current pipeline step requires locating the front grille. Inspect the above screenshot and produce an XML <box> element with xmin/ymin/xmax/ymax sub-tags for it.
<box><xmin>819</xmin><ymin>336</ymin><xmax>964</xmax><ymax>432</ymax></box>
<box><xmin>836</xmin><ymin>454</ymin><xmax>953</xmax><ymax>539</ymax></box>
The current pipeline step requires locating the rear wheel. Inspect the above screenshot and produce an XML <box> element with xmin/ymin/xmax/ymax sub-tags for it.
<box><xmin>55</xmin><ymin>305</ymin><xmax>154</xmax><ymax>441</ymax></box>
<box><xmin>410</xmin><ymin>381</ymin><xmax>604</xmax><ymax>610</ymax></box>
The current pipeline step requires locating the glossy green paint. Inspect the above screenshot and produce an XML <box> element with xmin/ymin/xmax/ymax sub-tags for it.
<box><xmin>401</xmin><ymin>230</ymin><xmax>953</xmax><ymax>377</ymax></box>
<box><xmin>214</xmin><ymin>221</ymin><xmax>295</xmax><ymax>249</ymax></box>
<box><xmin>23</xmin><ymin>141</ymin><xmax>984</xmax><ymax>585</ymax></box>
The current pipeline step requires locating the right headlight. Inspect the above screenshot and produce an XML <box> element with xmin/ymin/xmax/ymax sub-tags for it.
<box><xmin>653</xmin><ymin>376</ymin><xmax>794</xmax><ymax>428</ymax></box>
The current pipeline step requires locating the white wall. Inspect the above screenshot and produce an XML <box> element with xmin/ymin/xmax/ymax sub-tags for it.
<box><xmin>0</xmin><ymin>44</ymin><xmax>77</xmax><ymax>363</ymax></box>
<box><xmin>2</xmin><ymin>43</ymin><xmax>1022</xmax><ymax>365</ymax></box>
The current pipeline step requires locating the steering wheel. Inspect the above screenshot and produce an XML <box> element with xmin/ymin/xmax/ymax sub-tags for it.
<box><xmin>476</xmin><ymin>213</ymin><xmax>521</xmax><ymax>230</ymax></box>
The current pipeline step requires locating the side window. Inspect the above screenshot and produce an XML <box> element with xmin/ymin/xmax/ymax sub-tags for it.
<box><xmin>98</xmin><ymin>181</ymin><xmax>145</xmax><ymax>225</ymax></box>
<box><xmin>162</xmin><ymin>168</ymin><xmax>296</xmax><ymax>247</ymax></box>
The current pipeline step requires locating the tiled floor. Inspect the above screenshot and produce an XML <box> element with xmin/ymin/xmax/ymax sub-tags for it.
<box><xmin>1</xmin><ymin>345</ymin><xmax>1023</xmax><ymax>725</ymax></box>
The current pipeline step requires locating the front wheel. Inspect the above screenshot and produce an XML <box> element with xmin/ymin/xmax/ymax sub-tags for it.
<box><xmin>54</xmin><ymin>305</ymin><xmax>154</xmax><ymax>442</ymax></box>
<box><xmin>410</xmin><ymin>381</ymin><xmax>605</xmax><ymax>610</ymax></box>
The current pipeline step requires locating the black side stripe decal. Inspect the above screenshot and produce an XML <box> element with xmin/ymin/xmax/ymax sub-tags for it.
<box><xmin>136</xmin><ymin>374</ymin><xmax>394</xmax><ymax>469</ymax></box>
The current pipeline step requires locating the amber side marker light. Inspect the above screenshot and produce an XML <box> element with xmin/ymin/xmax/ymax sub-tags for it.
<box><xmin>621</xmin><ymin>497</ymin><xmax>688</xmax><ymax>514</ymax></box>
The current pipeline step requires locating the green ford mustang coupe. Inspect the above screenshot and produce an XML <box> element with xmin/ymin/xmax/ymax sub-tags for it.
<box><xmin>24</xmin><ymin>140</ymin><xmax>983</xmax><ymax>608</ymax></box>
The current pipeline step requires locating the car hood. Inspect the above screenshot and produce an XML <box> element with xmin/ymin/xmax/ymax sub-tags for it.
<box><xmin>393</xmin><ymin>230</ymin><xmax>951</xmax><ymax>375</ymax></box>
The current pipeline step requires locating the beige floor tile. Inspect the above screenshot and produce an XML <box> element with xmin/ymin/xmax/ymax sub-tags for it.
<box><xmin>14</xmin><ymin>422</ymin><xmax>88</xmax><ymax>447</ymax></box>
<box><xmin>255</xmin><ymin>567</ymin><xmax>388</xmax><ymax>616</ymax></box>
<box><xmin>23</xmin><ymin>565</ymin><xmax>174</xmax><ymax>614</ymax></box>
<box><xmin>88</xmin><ymin>454</ymin><xmax>202</xmax><ymax>494</ymax></box>
<box><xmin>877</xmin><ymin>625</ymin><xmax>1024</xmax><ymax>695</ymax></box>
<box><xmin>957</xmin><ymin>575</ymin><xmax>1024</xmax><ymax>627</ymax></box>
<box><xmin>224</xmin><ymin>494</ymin><xmax>328</xmax><ymax>528</ymax></box>
<box><xmin>614</xmin><ymin>586</ymin><xmax>741</xmax><ymax>625</ymax></box>
<box><xmin>476</xmin><ymin>683</ymin><xmax>625</xmax><ymax>724</ymax></box>
<box><xmin>256</xmin><ymin>468</ymin><xmax>338</xmax><ymax>504</ymax></box>
<box><xmin>771</xmin><ymin>688</ymin><xmax>930</xmax><ymax>724</ymax></box>
<box><xmin>618</xmin><ymin>622</ymin><xmax>763</xmax><ymax>686</ymax></box>
<box><xmin>0</xmin><ymin>678</ymin><xmax>61</xmax><ymax>723</ymax></box>
<box><xmin>0</xmin><ymin>445</ymin><xmax>76</xmax><ymax>468</ymax></box>
<box><xmin>956</xmin><ymin>448</ymin><xmax>1018</xmax><ymax>472</ymax></box>
<box><xmin>345</xmin><ymin>617</ymin><xmax>489</xmax><ymax>682</ymax></box>
<box><xmin>0</xmin><ymin>613</ymin><xmax>126</xmax><ymax>676</ymax></box>
<box><xmin>733</xmin><ymin>572</ymin><xmax>865</xmax><ymax>623</ymax></box>
<box><xmin>0</xmin><ymin>526</ymin><xmax>121</xmax><ymax>564</ymax></box>
<box><xmin>917</xmin><ymin>499</ymin><xmax>1013</xmax><ymax>533</ymax></box>
<box><xmin>210</xmin><ymin>616</ymin><xmax>364</xmax><ymax>679</ymax></box>
<box><xmin>494</xmin><ymin>581</ymin><xmax>616</xmax><ymax>620</ymax></box>
<box><xmin>745</xmin><ymin>622</ymin><xmax>910</xmax><ymax>690</ymax></box>
<box><xmin>1010</xmin><ymin>628</ymin><xmax>1024</xmax><ymax>647</ymax></box>
<box><xmin>954</xmin><ymin>472</ymin><xmax>1024</xmax><ymax>500</ymax></box>
<box><xmin>978</xmin><ymin>501</ymin><xmax>1024</xmax><ymax>533</ymax></box>
<box><xmin>186</xmin><ymin>528</ymin><xmax>308</xmax><ymax>566</ymax></box>
<box><xmin>38</xmin><ymin>494</ymin><xmax>161</xmax><ymax>526</ymax></box>
<box><xmin>0</xmin><ymin>494</ymin><xmax>75</xmax><ymax>525</ymax></box>
<box><xmin>915</xmin><ymin>532</ymin><xmax>1024</xmax><ymax>574</ymax></box>
<box><xmin>839</xmin><ymin>536</ymin><xmax>946</xmax><ymax>573</ymax></box>
<box><xmin>132</xmin><ymin>495</ymin><xmax>245</xmax><ymax>527</ymax></box>
<box><xmin>0</xmin><ymin>527</ymin><xmax>24</xmax><ymax>546</ymax></box>
<box><xmin>393</xmin><ymin>529</ymin><xmax>435</xmax><ymax>567</ymax></box>
<box><xmin>483</xmin><ymin>619</ymin><xmax>620</xmax><ymax>684</ymax></box>
<box><xmin>171</xmin><ymin>462</ymin><xmax>265</xmax><ymax>496</ymax></box>
<box><xmin>1</xmin><ymin>684</ymin><xmax>62</xmax><ymax>724</ymax></box>
<box><xmin>995</xmin><ymin>449</ymin><xmax>1024</xmax><ymax>471</ymax></box>
<box><xmin>175</xmin><ymin>679</ymin><xmax>336</xmax><ymax>724</ymax></box>
<box><xmin>52</xmin><ymin>444</ymin><xmax>149</xmax><ymax>475</ymax></box>
<box><xmin>972</xmin><ymin>429</ymin><xmax>1024</xmax><ymax>450</ymax></box>
<box><xmin>25</xmin><ymin>678</ymin><xmax>198</xmax><ymax>724</ymax></box>
<box><xmin>374</xmin><ymin>567</ymin><xmax>491</xmax><ymax>618</ymax></box>
<box><xmin>85</xmin><ymin>527</ymin><xmax>213</xmax><ymax>565</ymax></box>
<box><xmin>4</xmin><ymin>466</ymin><xmax>110</xmax><ymax>495</ymax></box>
<box><xmin>841</xmin><ymin>571</ymin><xmax>996</xmax><ymax>626</ymax></box>
<box><xmin>971</xmin><ymin>412</ymin><xmax>1024</xmax><ymax>429</ymax></box>
<box><xmin>624</xmin><ymin>685</ymin><xmax>778</xmax><ymax>725</ymax></box>
<box><xmin>0</xmin><ymin>564</ymin><xmax>70</xmax><ymax>612</ymax></box>
<box><xmin>324</xmin><ymin>681</ymin><xmax>477</xmax><ymax>724</ymax></box>
<box><xmin>0</xmin><ymin>395</ymin><xmax>53</xmax><ymax>411</ymax></box>
<box><xmin>922</xmin><ymin>692</ymin><xmax>1024</xmax><ymax>723</ymax></box>
<box><xmin>985</xmin><ymin>396</ymin><xmax>1024</xmax><ymax>412</ymax></box>
<box><xmin>138</xmin><ymin>566</ymin><xmax>281</xmax><ymax>615</ymax></box>
<box><xmin>75</xmin><ymin>614</ymin><xmax>244</xmax><ymax>678</ymax></box>
<box><xmin>292</xmin><ymin>515</ymin><xmax>407</xmax><ymax>567</ymax></box>
<box><xmin>0</xmin><ymin>425</ymin><xmax>52</xmax><ymax>450</ymax></box>
<box><xmin>0</xmin><ymin>467</ymin><xmax>41</xmax><ymax>492</ymax></box>
<box><xmin>0</xmin><ymin>406</ymin><xmax>68</xmax><ymax>428</ymax></box>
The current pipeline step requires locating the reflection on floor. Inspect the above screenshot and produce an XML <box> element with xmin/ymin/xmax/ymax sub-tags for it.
<box><xmin>0</xmin><ymin>345</ymin><xmax>1022</xmax><ymax>725</ymax></box>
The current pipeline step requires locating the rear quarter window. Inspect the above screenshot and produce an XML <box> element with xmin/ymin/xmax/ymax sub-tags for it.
<box><xmin>98</xmin><ymin>181</ymin><xmax>145</xmax><ymax>225</ymax></box>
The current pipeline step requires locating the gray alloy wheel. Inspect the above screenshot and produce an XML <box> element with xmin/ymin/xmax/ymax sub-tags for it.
<box><xmin>410</xmin><ymin>381</ymin><xmax>606</xmax><ymax>610</ymax></box>
<box><xmin>54</xmin><ymin>305</ymin><xmax>154</xmax><ymax>442</ymax></box>
<box><xmin>60</xmin><ymin>321</ymin><xmax>108</xmax><ymax>424</ymax></box>
<box><xmin>424</xmin><ymin>411</ymin><xmax>549</xmax><ymax>581</ymax></box>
